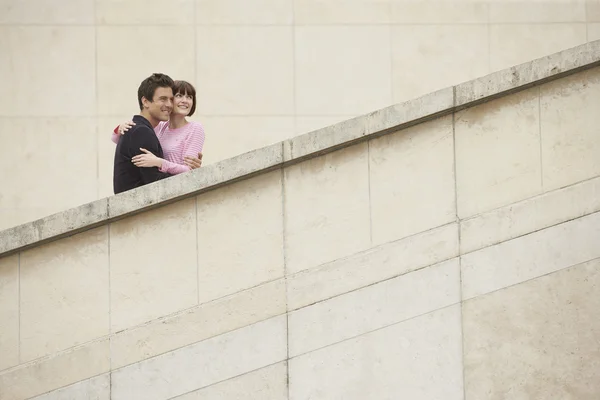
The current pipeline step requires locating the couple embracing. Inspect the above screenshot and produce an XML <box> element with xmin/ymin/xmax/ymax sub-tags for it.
<box><xmin>113</xmin><ymin>73</ymin><xmax>204</xmax><ymax>194</ymax></box>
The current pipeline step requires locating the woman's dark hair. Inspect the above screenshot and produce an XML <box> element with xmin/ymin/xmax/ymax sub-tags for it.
<box><xmin>137</xmin><ymin>73</ymin><xmax>175</xmax><ymax>110</ymax></box>
<box><xmin>173</xmin><ymin>80</ymin><xmax>197</xmax><ymax>117</ymax></box>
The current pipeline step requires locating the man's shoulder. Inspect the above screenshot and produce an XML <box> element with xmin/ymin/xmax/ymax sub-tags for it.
<box><xmin>131</xmin><ymin>123</ymin><xmax>154</xmax><ymax>133</ymax></box>
<box><xmin>130</xmin><ymin>124</ymin><xmax>157</xmax><ymax>140</ymax></box>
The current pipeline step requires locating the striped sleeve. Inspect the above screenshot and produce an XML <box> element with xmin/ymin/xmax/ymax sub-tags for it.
<box><xmin>111</xmin><ymin>125</ymin><xmax>120</xmax><ymax>144</ymax></box>
<box><xmin>159</xmin><ymin>122</ymin><xmax>206</xmax><ymax>175</ymax></box>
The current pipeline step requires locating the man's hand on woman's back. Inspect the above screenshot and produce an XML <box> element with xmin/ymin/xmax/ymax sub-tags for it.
<box><xmin>118</xmin><ymin>120</ymin><xmax>136</xmax><ymax>135</ymax></box>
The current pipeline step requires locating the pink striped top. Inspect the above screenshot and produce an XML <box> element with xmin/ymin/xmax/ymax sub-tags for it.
<box><xmin>112</xmin><ymin>120</ymin><xmax>205</xmax><ymax>175</ymax></box>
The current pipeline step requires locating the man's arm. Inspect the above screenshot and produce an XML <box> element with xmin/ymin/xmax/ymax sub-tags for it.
<box><xmin>131</xmin><ymin>127</ymin><xmax>171</xmax><ymax>184</ymax></box>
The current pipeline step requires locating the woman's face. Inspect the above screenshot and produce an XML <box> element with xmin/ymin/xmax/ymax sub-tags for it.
<box><xmin>172</xmin><ymin>91</ymin><xmax>193</xmax><ymax>117</ymax></box>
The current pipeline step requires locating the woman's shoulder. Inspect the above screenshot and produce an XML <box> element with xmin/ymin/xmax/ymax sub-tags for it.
<box><xmin>186</xmin><ymin>120</ymin><xmax>205</xmax><ymax>135</ymax></box>
<box><xmin>187</xmin><ymin>120</ymin><xmax>204</xmax><ymax>129</ymax></box>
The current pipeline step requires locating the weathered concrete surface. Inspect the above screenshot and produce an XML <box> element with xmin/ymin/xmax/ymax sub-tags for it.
<box><xmin>283</xmin><ymin>87</ymin><xmax>454</xmax><ymax>162</ymax></box>
<box><xmin>0</xmin><ymin>199</ymin><xmax>108</xmax><ymax>256</ymax></box>
<box><xmin>456</xmin><ymin>40</ymin><xmax>600</xmax><ymax>107</ymax></box>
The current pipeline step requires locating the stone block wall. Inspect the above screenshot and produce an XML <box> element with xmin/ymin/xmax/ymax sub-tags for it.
<box><xmin>2</xmin><ymin>0</ymin><xmax>600</xmax><ymax>229</ymax></box>
<box><xmin>0</xmin><ymin>56</ymin><xmax>599</xmax><ymax>399</ymax></box>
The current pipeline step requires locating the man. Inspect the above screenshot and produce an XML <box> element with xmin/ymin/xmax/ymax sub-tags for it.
<box><xmin>113</xmin><ymin>73</ymin><xmax>175</xmax><ymax>194</ymax></box>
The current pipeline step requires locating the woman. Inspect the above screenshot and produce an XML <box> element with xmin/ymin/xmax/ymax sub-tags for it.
<box><xmin>112</xmin><ymin>80</ymin><xmax>205</xmax><ymax>173</ymax></box>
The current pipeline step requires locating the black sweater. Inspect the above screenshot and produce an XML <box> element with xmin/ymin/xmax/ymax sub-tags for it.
<box><xmin>113</xmin><ymin>115</ymin><xmax>171</xmax><ymax>194</ymax></box>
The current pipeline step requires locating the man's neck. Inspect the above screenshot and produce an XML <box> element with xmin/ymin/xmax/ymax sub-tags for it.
<box><xmin>140</xmin><ymin>110</ymin><xmax>159</xmax><ymax>128</ymax></box>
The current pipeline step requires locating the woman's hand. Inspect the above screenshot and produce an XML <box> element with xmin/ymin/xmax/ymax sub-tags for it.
<box><xmin>184</xmin><ymin>152</ymin><xmax>203</xmax><ymax>169</ymax></box>
<box><xmin>132</xmin><ymin>148</ymin><xmax>163</xmax><ymax>168</ymax></box>
<box><xmin>118</xmin><ymin>120</ymin><xmax>136</xmax><ymax>135</ymax></box>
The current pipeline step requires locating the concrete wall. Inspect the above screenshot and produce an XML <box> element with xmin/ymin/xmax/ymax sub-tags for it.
<box><xmin>1</xmin><ymin>0</ymin><xmax>599</xmax><ymax>230</ymax></box>
<box><xmin>0</xmin><ymin>60</ymin><xmax>599</xmax><ymax>399</ymax></box>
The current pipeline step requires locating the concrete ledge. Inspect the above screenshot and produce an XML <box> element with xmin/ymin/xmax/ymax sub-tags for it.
<box><xmin>108</xmin><ymin>142</ymin><xmax>283</xmax><ymax>219</ymax></box>
<box><xmin>283</xmin><ymin>87</ymin><xmax>455</xmax><ymax>163</ymax></box>
<box><xmin>1</xmin><ymin>40</ymin><xmax>599</xmax><ymax>257</ymax></box>
<box><xmin>455</xmin><ymin>40</ymin><xmax>600</xmax><ymax>108</ymax></box>
<box><xmin>0</xmin><ymin>199</ymin><xmax>109</xmax><ymax>256</ymax></box>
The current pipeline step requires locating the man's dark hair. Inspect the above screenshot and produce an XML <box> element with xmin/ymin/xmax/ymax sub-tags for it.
<box><xmin>173</xmin><ymin>80</ymin><xmax>197</xmax><ymax>117</ymax></box>
<box><xmin>137</xmin><ymin>73</ymin><xmax>175</xmax><ymax>110</ymax></box>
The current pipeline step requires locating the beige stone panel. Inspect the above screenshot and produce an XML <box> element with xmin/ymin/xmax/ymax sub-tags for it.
<box><xmin>287</xmin><ymin>223</ymin><xmax>459</xmax><ymax>310</ymax></box>
<box><xmin>461</xmin><ymin>176</ymin><xmax>600</xmax><ymax>254</ymax></box>
<box><xmin>463</xmin><ymin>258</ymin><xmax>600</xmax><ymax>400</ymax></box>
<box><xmin>96</xmin><ymin>0</ymin><xmax>194</xmax><ymax>24</ymax></box>
<box><xmin>490</xmin><ymin>24</ymin><xmax>587</xmax><ymax>72</ymax></box>
<box><xmin>111</xmin><ymin>316</ymin><xmax>287</xmax><ymax>400</ymax></box>
<box><xmin>391</xmin><ymin>25</ymin><xmax>489</xmax><ymax>103</ymax></box>
<box><xmin>111</xmin><ymin>279</ymin><xmax>286</xmax><ymax>369</ymax></box>
<box><xmin>391</xmin><ymin>0</ymin><xmax>488</xmax><ymax>23</ymax></box>
<box><xmin>462</xmin><ymin>211</ymin><xmax>600</xmax><ymax>300</ymax></box>
<box><xmin>490</xmin><ymin>0</ymin><xmax>585</xmax><ymax>22</ymax></box>
<box><xmin>0</xmin><ymin>255</ymin><xmax>18</xmax><ymax>371</ymax></box>
<box><xmin>540</xmin><ymin>67</ymin><xmax>600</xmax><ymax>191</ymax></box>
<box><xmin>0</xmin><ymin>28</ymin><xmax>95</xmax><ymax>117</ymax></box>
<box><xmin>289</xmin><ymin>258</ymin><xmax>460</xmax><ymax>357</ymax></box>
<box><xmin>289</xmin><ymin>305</ymin><xmax>463</xmax><ymax>400</ymax></box>
<box><xmin>295</xmin><ymin>26</ymin><xmax>392</xmax><ymax>115</ymax></box>
<box><xmin>110</xmin><ymin>198</ymin><xmax>197</xmax><ymax>332</ymax></box>
<box><xmin>294</xmin><ymin>0</ymin><xmax>391</xmax><ymax>24</ymax></box>
<box><xmin>0</xmin><ymin>28</ymin><xmax>9</xmax><ymax>90</ymax></box>
<box><xmin>455</xmin><ymin>88</ymin><xmax>542</xmax><ymax>218</ymax></box>
<box><xmin>0</xmin><ymin>339</ymin><xmax>110</xmax><ymax>400</ymax></box>
<box><xmin>197</xmin><ymin>171</ymin><xmax>284</xmax><ymax>304</ymax></box>
<box><xmin>174</xmin><ymin>362</ymin><xmax>288</xmax><ymax>400</ymax></box>
<box><xmin>0</xmin><ymin>118</ymin><xmax>98</xmax><ymax>230</ymax></box>
<box><xmin>589</xmin><ymin>22</ymin><xmax>600</xmax><ymax>39</ymax></box>
<box><xmin>284</xmin><ymin>143</ymin><xmax>371</xmax><ymax>274</ymax></box>
<box><xmin>97</xmin><ymin>26</ymin><xmax>195</xmax><ymax>115</ymax></box>
<box><xmin>196</xmin><ymin>0</ymin><xmax>293</xmax><ymax>24</ymax></box>
<box><xmin>197</xmin><ymin>116</ymin><xmax>294</xmax><ymax>166</ymax></box>
<box><xmin>0</xmin><ymin>0</ymin><xmax>94</xmax><ymax>24</ymax></box>
<box><xmin>370</xmin><ymin>116</ymin><xmax>456</xmax><ymax>245</ymax></box>
<box><xmin>19</xmin><ymin>227</ymin><xmax>109</xmax><ymax>362</ymax></box>
<box><xmin>589</xmin><ymin>0</ymin><xmax>600</xmax><ymax>20</ymax></box>
<box><xmin>294</xmin><ymin>116</ymin><xmax>353</xmax><ymax>135</ymax></box>
<box><xmin>30</xmin><ymin>374</ymin><xmax>110</xmax><ymax>400</ymax></box>
<box><xmin>196</xmin><ymin>27</ymin><xmax>294</xmax><ymax>115</ymax></box>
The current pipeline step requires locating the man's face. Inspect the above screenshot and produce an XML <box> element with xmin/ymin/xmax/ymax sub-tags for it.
<box><xmin>147</xmin><ymin>86</ymin><xmax>173</xmax><ymax>121</ymax></box>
